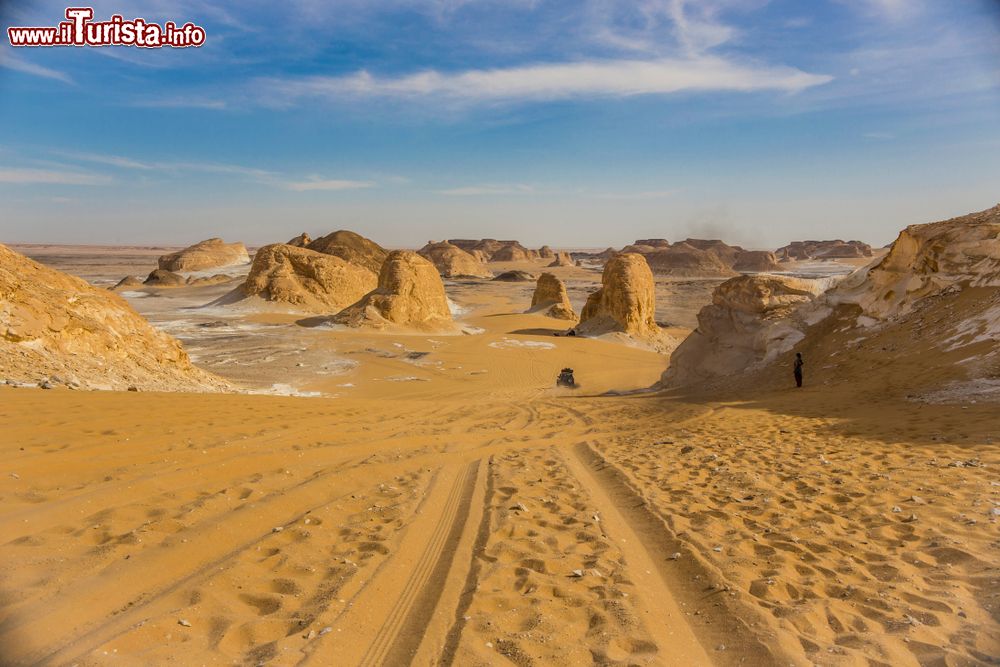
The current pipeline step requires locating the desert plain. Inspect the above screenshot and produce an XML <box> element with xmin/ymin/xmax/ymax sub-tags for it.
<box><xmin>1</xmin><ymin>214</ymin><xmax>998</xmax><ymax>667</ymax></box>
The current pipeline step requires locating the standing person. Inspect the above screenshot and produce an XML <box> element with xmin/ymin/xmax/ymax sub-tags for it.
<box><xmin>793</xmin><ymin>352</ymin><xmax>804</xmax><ymax>388</ymax></box>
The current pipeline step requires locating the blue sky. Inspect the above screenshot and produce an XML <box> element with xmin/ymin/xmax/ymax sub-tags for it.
<box><xmin>1</xmin><ymin>0</ymin><xmax>998</xmax><ymax>248</ymax></box>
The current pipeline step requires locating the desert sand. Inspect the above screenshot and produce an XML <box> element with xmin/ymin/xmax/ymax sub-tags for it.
<box><xmin>1</xmin><ymin>216</ymin><xmax>997</xmax><ymax>666</ymax></box>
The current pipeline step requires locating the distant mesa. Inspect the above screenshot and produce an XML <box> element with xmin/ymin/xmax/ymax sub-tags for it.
<box><xmin>418</xmin><ymin>241</ymin><xmax>493</xmax><ymax>279</ymax></box>
<box><xmin>307</xmin><ymin>230</ymin><xmax>388</xmax><ymax>275</ymax></box>
<box><xmin>634</xmin><ymin>238</ymin><xmax>671</xmax><ymax>249</ymax></box>
<box><xmin>776</xmin><ymin>240</ymin><xmax>873</xmax><ymax>261</ymax></box>
<box><xmin>644</xmin><ymin>243</ymin><xmax>737</xmax><ymax>277</ymax></box>
<box><xmin>233</xmin><ymin>243</ymin><xmax>378</xmax><ymax>313</ymax></box>
<box><xmin>158</xmin><ymin>238</ymin><xmax>250</xmax><ymax>272</ymax></box>
<box><xmin>286</xmin><ymin>232</ymin><xmax>312</xmax><ymax>248</ymax></box>
<box><xmin>529</xmin><ymin>273</ymin><xmax>576</xmax><ymax>320</ymax></box>
<box><xmin>493</xmin><ymin>270</ymin><xmax>536</xmax><ymax>282</ymax></box>
<box><xmin>334</xmin><ymin>250</ymin><xmax>455</xmax><ymax>331</ymax></box>
<box><xmin>144</xmin><ymin>268</ymin><xmax>186</xmax><ymax>287</ymax></box>
<box><xmin>448</xmin><ymin>239</ymin><xmax>538</xmax><ymax>262</ymax></box>
<box><xmin>663</xmin><ymin>274</ymin><xmax>822</xmax><ymax>386</ymax></box>
<box><xmin>0</xmin><ymin>244</ymin><xmax>229</xmax><ymax>392</ymax></box>
<box><xmin>575</xmin><ymin>253</ymin><xmax>660</xmax><ymax>341</ymax></box>
<box><xmin>110</xmin><ymin>275</ymin><xmax>143</xmax><ymax>291</ymax></box>
<box><xmin>680</xmin><ymin>238</ymin><xmax>744</xmax><ymax>266</ymax></box>
<box><xmin>547</xmin><ymin>252</ymin><xmax>575</xmax><ymax>268</ymax></box>
<box><xmin>732</xmin><ymin>250</ymin><xmax>782</xmax><ymax>273</ymax></box>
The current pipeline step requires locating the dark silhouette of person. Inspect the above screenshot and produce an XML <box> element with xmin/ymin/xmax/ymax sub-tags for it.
<box><xmin>793</xmin><ymin>352</ymin><xmax>804</xmax><ymax>388</ymax></box>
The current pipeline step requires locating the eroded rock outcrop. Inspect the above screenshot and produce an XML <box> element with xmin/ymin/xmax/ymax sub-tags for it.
<box><xmin>576</xmin><ymin>253</ymin><xmax>659</xmax><ymax>339</ymax></box>
<box><xmin>307</xmin><ymin>230</ymin><xmax>388</xmax><ymax>275</ymax></box>
<box><xmin>548</xmin><ymin>252</ymin><xmax>575</xmax><ymax>267</ymax></box>
<box><xmin>662</xmin><ymin>275</ymin><xmax>823</xmax><ymax>386</ymax></box>
<box><xmin>776</xmin><ymin>240</ymin><xmax>873</xmax><ymax>261</ymax></box>
<box><xmin>493</xmin><ymin>271</ymin><xmax>536</xmax><ymax>282</ymax></box>
<box><xmin>158</xmin><ymin>238</ymin><xmax>249</xmax><ymax>272</ymax></box>
<box><xmin>144</xmin><ymin>269</ymin><xmax>186</xmax><ymax>287</ymax></box>
<box><xmin>110</xmin><ymin>276</ymin><xmax>143</xmax><ymax>291</ymax></box>
<box><xmin>418</xmin><ymin>241</ymin><xmax>492</xmax><ymax>279</ymax></box>
<box><xmin>286</xmin><ymin>233</ymin><xmax>312</xmax><ymax>248</ymax></box>
<box><xmin>529</xmin><ymin>273</ymin><xmax>576</xmax><ymax>320</ymax></box>
<box><xmin>490</xmin><ymin>243</ymin><xmax>532</xmax><ymax>262</ymax></box>
<box><xmin>334</xmin><ymin>251</ymin><xmax>455</xmax><ymax>331</ymax></box>
<box><xmin>0</xmin><ymin>244</ymin><xmax>228</xmax><ymax>392</ymax></box>
<box><xmin>237</xmin><ymin>244</ymin><xmax>378</xmax><ymax>312</ymax></box>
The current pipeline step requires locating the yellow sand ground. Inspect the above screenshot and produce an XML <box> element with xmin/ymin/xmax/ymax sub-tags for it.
<box><xmin>1</xmin><ymin>251</ymin><xmax>996</xmax><ymax>666</ymax></box>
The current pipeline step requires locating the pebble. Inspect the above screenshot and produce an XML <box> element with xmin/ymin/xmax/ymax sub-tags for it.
<box><xmin>669</xmin><ymin>552</ymin><xmax>681</xmax><ymax>560</ymax></box>
<box><xmin>177</xmin><ymin>619</ymin><xmax>191</xmax><ymax>627</ymax></box>
<box><xmin>272</xmin><ymin>526</ymin><xmax>284</xmax><ymax>533</ymax></box>
<box><xmin>319</xmin><ymin>626</ymin><xmax>333</xmax><ymax>636</ymax></box>
<box><xmin>510</xmin><ymin>503</ymin><xmax>528</xmax><ymax>512</ymax></box>
<box><xmin>569</xmin><ymin>569</ymin><xmax>584</xmax><ymax>578</ymax></box>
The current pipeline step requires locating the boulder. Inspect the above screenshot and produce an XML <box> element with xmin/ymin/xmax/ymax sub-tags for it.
<box><xmin>492</xmin><ymin>270</ymin><xmax>536</xmax><ymax>282</ymax></box>
<box><xmin>529</xmin><ymin>273</ymin><xmax>576</xmax><ymax>320</ymax></box>
<box><xmin>307</xmin><ymin>230</ymin><xmax>388</xmax><ymax>275</ymax></box>
<box><xmin>0</xmin><ymin>244</ymin><xmax>228</xmax><ymax>392</ymax></box>
<box><xmin>238</xmin><ymin>244</ymin><xmax>377</xmax><ymax>313</ymax></box>
<box><xmin>334</xmin><ymin>251</ymin><xmax>455</xmax><ymax>331</ymax></box>
<box><xmin>418</xmin><ymin>241</ymin><xmax>493</xmax><ymax>279</ymax></box>
<box><xmin>110</xmin><ymin>276</ymin><xmax>143</xmax><ymax>291</ymax></box>
<box><xmin>158</xmin><ymin>238</ymin><xmax>250</xmax><ymax>272</ymax></box>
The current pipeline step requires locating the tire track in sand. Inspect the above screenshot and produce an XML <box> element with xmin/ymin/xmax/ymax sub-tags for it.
<box><xmin>302</xmin><ymin>459</ymin><xmax>481</xmax><ymax>666</ymax></box>
<box><xmin>566</xmin><ymin>441</ymin><xmax>786</xmax><ymax>667</ymax></box>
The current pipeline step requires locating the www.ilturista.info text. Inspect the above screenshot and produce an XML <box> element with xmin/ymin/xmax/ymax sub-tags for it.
<box><xmin>8</xmin><ymin>7</ymin><xmax>206</xmax><ymax>48</ymax></box>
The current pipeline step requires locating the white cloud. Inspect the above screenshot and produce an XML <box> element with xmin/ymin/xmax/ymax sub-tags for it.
<box><xmin>0</xmin><ymin>168</ymin><xmax>110</xmax><ymax>185</ymax></box>
<box><xmin>286</xmin><ymin>178</ymin><xmax>375</xmax><ymax>192</ymax></box>
<box><xmin>260</xmin><ymin>55</ymin><xmax>831</xmax><ymax>106</ymax></box>
<box><xmin>593</xmin><ymin>189</ymin><xmax>678</xmax><ymax>200</ymax></box>
<box><xmin>0</xmin><ymin>49</ymin><xmax>73</xmax><ymax>84</ymax></box>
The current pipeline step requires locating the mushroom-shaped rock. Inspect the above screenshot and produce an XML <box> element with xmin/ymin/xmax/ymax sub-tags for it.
<box><xmin>418</xmin><ymin>241</ymin><xmax>493</xmax><ymax>279</ymax></box>
<box><xmin>334</xmin><ymin>251</ymin><xmax>455</xmax><ymax>331</ymax></box>
<box><xmin>576</xmin><ymin>253</ymin><xmax>658</xmax><ymax>338</ymax></box>
<box><xmin>158</xmin><ymin>238</ymin><xmax>250</xmax><ymax>272</ymax></box>
<box><xmin>238</xmin><ymin>244</ymin><xmax>378</xmax><ymax>313</ymax></box>
<box><xmin>306</xmin><ymin>230</ymin><xmax>388</xmax><ymax>275</ymax></box>
<box><xmin>529</xmin><ymin>273</ymin><xmax>576</xmax><ymax>320</ymax></box>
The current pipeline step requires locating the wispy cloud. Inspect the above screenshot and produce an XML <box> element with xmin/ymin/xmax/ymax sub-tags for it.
<box><xmin>285</xmin><ymin>178</ymin><xmax>375</xmax><ymax>191</ymax></box>
<box><xmin>258</xmin><ymin>55</ymin><xmax>831</xmax><ymax>106</ymax></box>
<box><xmin>0</xmin><ymin>167</ymin><xmax>110</xmax><ymax>186</ymax></box>
<box><xmin>130</xmin><ymin>97</ymin><xmax>228</xmax><ymax>110</ymax></box>
<box><xmin>0</xmin><ymin>49</ymin><xmax>73</xmax><ymax>84</ymax></box>
<box><xmin>436</xmin><ymin>183</ymin><xmax>535</xmax><ymax>196</ymax></box>
<box><xmin>592</xmin><ymin>188</ymin><xmax>678</xmax><ymax>200</ymax></box>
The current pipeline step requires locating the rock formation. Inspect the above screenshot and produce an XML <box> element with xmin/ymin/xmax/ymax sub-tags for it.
<box><xmin>418</xmin><ymin>241</ymin><xmax>493</xmax><ymax>279</ymax></box>
<box><xmin>644</xmin><ymin>243</ymin><xmax>737</xmax><ymax>277</ymax></box>
<box><xmin>548</xmin><ymin>252</ymin><xmax>575</xmax><ymax>267</ymax></box>
<box><xmin>286</xmin><ymin>233</ymin><xmax>312</xmax><ymax>248</ymax></box>
<box><xmin>158</xmin><ymin>238</ymin><xmax>250</xmax><ymax>272</ymax></box>
<box><xmin>828</xmin><ymin>205</ymin><xmax>1000</xmax><ymax>319</ymax></box>
<box><xmin>733</xmin><ymin>250</ymin><xmax>782</xmax><ymax>273</ymax></box>
<box><xmin>144</xmin><ymin>269</ymin><xmax>186</xmax><ymax>287</ymax></box>
<box><xmin>537</xmin><ymin>246</ymin><xmax>556</xmax><ymax>259</ymax></box>
<box><xmin>110</xmin><ymin>276</ymin><xmax>143</xmax><ymax>291</ymax></box>
<box><xmin>490</xmin><ymin>243</ymin><xmax>532</xmax><ymax>262</ymax></box>
<box><xmin>492</xmin><ymin>271</ymin><xmax>536</xmax><ymax>282</ymax></box>
<box><xmin>528</xmin><ymin>273</ymin><xmax>576</xmax><ymax>320</ymax></box>
<box><xmin>185</xmin><ymin>274</ymin><xmax>234</xmax><ymax>288</ymax></box>
<box><xmin>662</xmin><ymin>275</ymin><xmax>823</xmax><ymax>386</ymax></box>
<box><xmin>681</xmin><ymin>239</ymin><xmax>744</xmax><ymax>267</ymax></box>
<box><xmin>634</xmin><ymin>239</ymin><xmax>671</xmax><ymax>249</ymax></box>
<box><xmin>237</xmin><ymin>244</ymin><xmax>378</xmax><ymax>313</ymax></box>
<box><xmin>776</xmin><ymin>240</ymin><xmax>873</xmax><ymax>261</ymax></box>
<box><xmin>0</xmin><ymin>244</ymin><xmax>228</xmax><ymax>392</ymax></box>
<box><xmin>576</xmin><ymin>253</ymin><xmax>659</xmax><ymax>339</ymax></box>
<box><xmin>334</xmin><ymin>251</ymin><xmax>455</xmax><ymax>331</ymax></box>
<box><xmin>307</xmin><ymin>230</ymin><xmax>388</xmax><ymax>275</ymax></box>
